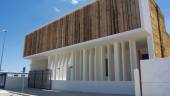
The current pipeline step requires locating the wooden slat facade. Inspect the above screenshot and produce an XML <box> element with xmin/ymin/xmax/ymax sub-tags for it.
<box><xmin>24</xmin><ymin>0</ymin><xmax>141</xmax><ymax>57</ymax></box>
<box><xmin>149</xmin><ymin>0</ymin><xmax>170</xmax><ymax>58</ymax></box>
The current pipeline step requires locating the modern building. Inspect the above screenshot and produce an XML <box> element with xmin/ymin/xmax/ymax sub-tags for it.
<box><xmin>24</xmin><ymin>0</ymin><xmax>170</xmax><ymax>95</ymax></box>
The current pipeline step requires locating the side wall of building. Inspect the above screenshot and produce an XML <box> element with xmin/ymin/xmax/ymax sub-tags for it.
<box><xmin>149</xmin><ymin>0</ymin><xmax>170</xmax><ymax>58</ymax></box>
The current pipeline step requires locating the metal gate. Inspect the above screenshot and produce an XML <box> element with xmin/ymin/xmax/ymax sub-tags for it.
<box><xmin>28</xmin><ymin>69</ymin><xmax>52</xmax><ymax>90</ymax></box>
<box><xmin>0</xmin><ymin>73</ymin><xmax>7</xmax><ymax>88</ymax></box>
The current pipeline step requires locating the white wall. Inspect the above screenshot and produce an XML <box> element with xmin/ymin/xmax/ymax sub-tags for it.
<box><xmin>139</xmin><ymin>0</ymin><xmax>155</xmax><ymax>59</ymax></box>
<box><xmin>31</xmin><ymin>59</ymin><xmax>48</xmax><ymax>70</ymax></box>
<box><xmin>52</xmin><ymin>80</ymin><xmax>134</xmax><ymax>95</ymax></box>
<box><xmin>139</xmin><ymin>0</ymin><xmax>152</xmax><ymax>34</ymax></box>
<box><xmin>5</xmin><ymin>77</ymin><xmax>28</xmax><ymax>89</ymax></box>
<box><xmin>48</xmin><ymin>41</ymin><xmax>138</xmax><ymax>81</ymax></box>
<box><xmin>141</xmin><ymin>57</ymin><xmax>170</xmax><ymax>96</ymax></box>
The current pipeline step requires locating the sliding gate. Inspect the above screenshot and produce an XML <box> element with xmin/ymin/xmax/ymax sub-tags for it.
<box><xmin>28</xmin><ymin>69</ymin><xmax>52</xmax><ymax>90</ymax></box>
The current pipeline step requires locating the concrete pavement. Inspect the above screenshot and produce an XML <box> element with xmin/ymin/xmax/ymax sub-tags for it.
<box><xmin>0</xmin><ymin>89</ymin><xmax>134</xmax><ymax>96</ymax></box>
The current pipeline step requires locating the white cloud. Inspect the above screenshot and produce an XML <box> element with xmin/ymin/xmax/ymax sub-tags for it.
<box><xmin>54</xmin><ymin>7</ymin><xmax>61</xmax><ymax>12</ymax></box>
<box><xmin>71</xmin><ymin>0</ymin><xmax>79</xmax><ymax>5</ymax></box>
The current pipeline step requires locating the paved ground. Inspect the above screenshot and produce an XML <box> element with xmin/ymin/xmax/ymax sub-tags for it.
<box><xmin>0</xmin><ymin>89</ymin><xmax>134</xmax><ymax>96</ymax></box>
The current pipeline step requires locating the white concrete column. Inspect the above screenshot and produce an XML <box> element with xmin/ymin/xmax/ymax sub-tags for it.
<box><xmin>71</xmin><ymin>51</ymin><xmax>75</xmax><ymax>80</ymax></box>
<box><xmin>125</xmin><ymin>46</ymin><xmax>131</xmax><ymax>81</ymax></box>
<box><xmin>51</xmin><ymin>56</ymin><xmax>55</xmax><ymax>80</ymax></box>
<box><xmin>62</xmin><ymin>54</ymin><xmax>67</xmax><ymax>80</ymax></box>
<box><xmin>74</xmin><ymin>51</ymin><xmax>79</xmax><ymax>80</ymax></box>
<box><xmin>94</xmin><ymin>47</ymin><xmax>100</xmax><ymax>81</ymax></box>
<box><xmin>79</xmin><ymin>50</ymin><xmax>83</xmax><ymax>80</ymax></box>
<box><xmin>66</xmin><ymin>54</ymin><xmax>71</xmax><ymax>80</ymax></box>
<box><xmin>56</xmin><ymin>56</ymin><xmax>60</xmax><ymax>80</ymax></box>
<box><xmin>54</xmin><ymin>56</ymin><xmax>57</xmax><ymax>80</ymax></box>
<box><xmin>58</xmin><ymin>55</ymin><xmax>62</xmax><ymax>80</ymax></box>
<box><xmin>121</xmin><ymin>42</ymin><xmax>128</xmax><ymax>81</ymax></box>
<box><xmin>54</xmin><ymin>55</ymin><xmax>58</xmax><ymax>80</ymax></box>
<box><xmin>129</xmin><ymin>40</ymin><xmax>138</xmax><ymax>80</ymax></box>
<box><xmin>134</xmin><ymin>69</ymin><xmax>142</xmax><ymax>96</ymax></box>
<box><xmin>83</xmin><ymin>49</ymin><xmax>89</xmax><ymax>80</ymax></box>
<box><xmin>114</xmin><ymin>42</ymin><xmax>122</xmax><ymax>81</ymax></box>
<box><xmin>107</xmin><ymin>44</ymin><xmax>114</xmax><ymax>81</ymax></box>
<box><xmin>48</xmin><ymin>56</ymin><xmax>52</xmax><ymax>69</ymax></box>
<box><xmin>64</xmin><ymin>54</ymin><xmax>67</xmax><ymax>80</ymax></box>
<box><xmin>64</xmin><ymin>54</ymin><xmax>68</xmax><ymax>80</ymax></box>
<box><xmin>48</xmin><ymin>56</ymin><xmax>56</xmax><ymax>80</ymax></box>
<box><xmin>60</xmin><ymin>55</ymin><xmax>65</xmax><ymax>80</ymax></box>
<box><xmin>89</xmin><ymin>48</ymin><xmax>94</xmax><ymax>81</ymax></box>
<box><xmin>147</xmin><ymin>36</ymin><xmax>155</xmax><ymax>59</ymax></box>
<box><xmin>67</xmin><ymin>52</ymin><xmax>74</xmax><ymax>80</ymax></box>
<box><xmin>48</xmin><ymin>56</ymin><xmax>53</xmax><ymax>79</ymax></box>
<box><xmin>100</xmin><ymin>46</ymin><xmax>106</xmax><ymax>81</ymax></box>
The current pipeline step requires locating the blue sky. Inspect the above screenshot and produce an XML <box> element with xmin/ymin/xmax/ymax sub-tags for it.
<box><xmin>0</xmin><ymin>0</ymin><xmax>169</xmax><ymax>72</ymax></box>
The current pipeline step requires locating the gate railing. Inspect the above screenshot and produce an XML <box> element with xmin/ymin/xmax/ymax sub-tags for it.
<box><xmin>28</xmin><ymin>69</ymin><xmax>52</xmax><ymax>90</ymax></box>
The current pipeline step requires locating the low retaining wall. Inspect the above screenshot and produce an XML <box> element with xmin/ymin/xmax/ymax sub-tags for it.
<box><xmin>5</xmin><ymin>77</ymin><xmax>28</xmax><ymax>89</ymax></box>
<box><xmin>141</xmin><ymin>57</ymin><xmax>170</xmax><ymax>96</ymax></box>
<box><xmin>52</xmin><ymin>80</ymin><xmax>134</xmax><ymax>95</ymax></box>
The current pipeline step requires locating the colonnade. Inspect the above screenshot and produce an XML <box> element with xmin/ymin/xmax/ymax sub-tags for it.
<box><xmin>48</xmin><ymin>40</ymin><xmax>138</xmax><ymax>81</ymax></box>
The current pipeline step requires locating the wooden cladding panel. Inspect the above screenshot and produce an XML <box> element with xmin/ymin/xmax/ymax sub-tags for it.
<box><xmin>75</xmin><ymin>10</ymin><xmax>80</xmax><ymax>43</ymax></box>
<box><xmin>150</xmin><ymin>0</ymin><xmax>170</xmax><ymax>58</ymax></box>
<box><xmin>84</xmin><ymin>5</ymin><xmax>91</xmax><ymax>41</ymax></box>
<box><xmin>112</xmin><ymin>0</ymin><xmax>119</xmax><ymax>33</ymax></box>
<box><xmin>79</xmin><ymin>9</ymin><xmax>85</xmax><ymax>43</ymax></box>
<box><xmin>117</xmin><ymin>0</ymin><xmax>124</xmax><ymax>32</ymax></box>
<box><xmin>91</xmin><ymin>2</ymin><xmax>100</xmax><ymax>39</ymax></box>
<box><xmin>134</xmin><ymin>0</ymin><xmax>141</xmax><ymax>28</ymax></box>
<box><xmin>99</xmin><ymin>0</ymin><xmax>108</xmax><ymax>37</ymax></box>
<box><xmin>159</xmin><ymin>13</ymin><xmax>170</xmax><ymax>57</ymax></box>
<box><xmin>68</xmin><ymin>13</ymin><xmax>76</xmax><ymax>45</ymax></box>
<box><xmin>106</xmin><ymin>0</ymin><xmax>113</xmax><ymax>35</ymax></box>
<box><xmin>150</xmin><ymin>0</ymin><xmax>162</xmax><ymax>58</ymax></box>
<box><xmin>122</xmin><ymin>1</ymin><xmax>129</xmax><ymax>30</ymax></box>
<box><xmin>162</xmin><ymin>32</ymin><xmax>170</xmax><ymax>57</ymax></box>
<box><xmin>24</xmin><ymin>0</ymin><xmax>141</xmax><ymax>57</ymax></box>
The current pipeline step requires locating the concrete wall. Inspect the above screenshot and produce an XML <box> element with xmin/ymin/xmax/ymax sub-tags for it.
<box><xmin>5</xmin><ymin>77</ymin><xmax>28</xmax><ymax>89</ymax></box>
<box><xmin>52</xmin><ymin>80</ymin><xmax>134</xmax><ymax>95</ymax></box>
<box><xmin>31</xmin><ymin>59</ymin><xmax>48</xmax><ymax>70</ymax></box>
<box><xmin>141</xmin><ymin>57</ymin><xmax>170</xmax><ymax>96</ymax></box>
<box><xmin>48</xmin><ymin>40</ymin><xmax>140</xmax><ymax>81</ymax></box>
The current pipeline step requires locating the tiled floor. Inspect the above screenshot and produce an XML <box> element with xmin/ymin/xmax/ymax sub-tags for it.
<box><xmin>0</xmin><ymin>89</ymin><xmax>134</xmax><ymax>96</ymax></box>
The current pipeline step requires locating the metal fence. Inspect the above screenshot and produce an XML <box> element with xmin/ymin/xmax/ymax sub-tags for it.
<box><xmin>28</xmin><ymin>69</ymin><xmax>52</xmax><ymax>90</ymax></box>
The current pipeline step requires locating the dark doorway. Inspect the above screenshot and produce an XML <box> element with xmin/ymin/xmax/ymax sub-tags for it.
<box><xmin>105</xmin><ymin>58</ymin><xmax>108</xmax><ymax>77</ymax></box>
<box><xmin>142</xmin><ymin>54</ymin><xmax>149</xmax><ymax>60</ymax></box>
